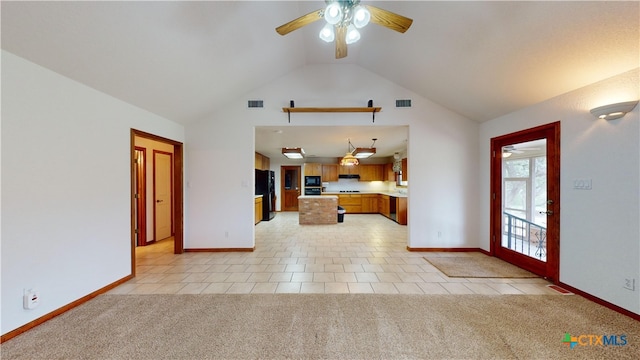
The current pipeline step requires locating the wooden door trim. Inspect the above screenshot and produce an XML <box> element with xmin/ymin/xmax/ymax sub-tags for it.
<box><xmin>134</xmin><ymin>147</ymin><xmax>147</xmax><ymax>246</ymax></box>
<box><xmin>153</xmin><ymin>150</ymin><xmax>173</xmax><ymax>242</ymax></box>
<box><xmin>131</xmin><ymin>129</ymin><xmax>184</xmax><ymax>277</ymax></box>
<box><xmin>489</xmin><ymin>121</ymin><xmax>560</xmax><ymax>282</ymax></box>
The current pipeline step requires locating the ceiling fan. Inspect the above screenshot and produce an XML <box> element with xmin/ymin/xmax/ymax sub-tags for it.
<box><xmin>275</xmin><ymin>0</ymin><xmax>413</xmax><ymax>59</ymax></box>
<box><xmin>502</xmin><ymin>145</ymin><xmax>542</xmax><ymax>158</ymax></box>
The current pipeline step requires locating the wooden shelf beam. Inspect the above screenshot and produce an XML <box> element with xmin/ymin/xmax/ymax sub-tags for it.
<box><xmin>282</xmin><ymin>107</ymin><xmax>382</xmax><ymax>123</ymax></box>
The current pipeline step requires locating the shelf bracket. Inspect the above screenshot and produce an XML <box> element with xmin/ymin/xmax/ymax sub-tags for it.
<box><xmin>286</xmin><ymin>108</ymin><xmax>291</xmax><ymax>123</ymax></box>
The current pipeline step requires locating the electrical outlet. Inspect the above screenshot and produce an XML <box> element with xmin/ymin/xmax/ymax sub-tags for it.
<box><xmin>623</xmin><ymin>278</ymin><xmax>636</xmax><ymax>291</ymax></box>
<box><xmin>23</xmin><ymin>289</ymin><xmax>40</xmax><ymax>310</ymax></box>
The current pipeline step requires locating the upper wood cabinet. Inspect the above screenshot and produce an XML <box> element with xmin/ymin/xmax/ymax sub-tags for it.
<box><xmin>358</xmin><ymin>164</ymin><xmax>385</xmax><ymax>181</ymax></box>
<box><xmin>385</xmin><ymin>163</ymin><xmax>396</xmax><ymax>182</ymax></box>
<box><xmin>255</xmin><ymin>152</ymin><xmax>270</xmax><ymax>170</ymax></box>
<box><xmin>304</xmin><ymin>163</ymin><xmax>322</xmax><ymax>176</ymax></box>
<box><xmin>322</xmin><ymin>164</ymin><xmax>338</xmax><ymax>182</ymax></box>
<box><xmin>402</xmin><ymin>158</ymin><xmax>408</xmax><ymax>181</ymax></box>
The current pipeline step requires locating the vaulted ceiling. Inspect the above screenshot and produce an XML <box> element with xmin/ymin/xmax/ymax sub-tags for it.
<box><xmin>2</xmin><ymin>1</ymin><xmax>638</xmax><ymax>127</ymax></box>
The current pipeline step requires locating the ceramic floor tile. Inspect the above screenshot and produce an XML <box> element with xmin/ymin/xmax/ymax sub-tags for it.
<box><xmin>125</xmin><ymin>213</ymin><xmax>555</xmax><ymax>299</ymax></box>
<box><xmin>334</xmin><ymin>273</ymin><xmax>357</xmax><ymax>283</ymax></box>
<box><xmin>251</xmin><ymin>283</ymin><xmax>278</xmax><ymax>294</ymax></box>
<box><xmin>300</xmin><ymin>282</ymin><xmax>325</xmax><ymax>294</ymax></box>
<box><xmin>275</xmin><ymin>282</ymin><xmax>301</xmax><ymax>293</ymax></box>
<box><xmin>291</xmin><ymin>272</ymin><xmax>314</xmax><ymax>282</ymax></box>
<box><xmin>348</xmin><ymin>282</ymin><xmax>374</xmax><ymax>293</ymax></box>
<box><xmin>417</xmin><ymin>283</ymin><xmax>449</xmax><ymax>294</ymax></box>
<box><xmin>324</xmin><ymin>282</ymin><xmax>349</xmax><ymax>293</ymax></box>
<box><xmin>441</xmin><ymin>283</ymin><xmax>475</xmax><ymax>295</ymax></box>
<box><xmin>226</xmin><ymin>283</ymin><xmax>255</xmax><ymax>294</ymax></box>
<box><xmin>177</xmin><ymin>283</ymin><xmax>209</xmax><ymax>294</ymax></box>
<box><xmin>371</xmin><ymin>283</ymin><xmax>399</xmax><ymax>294</ymax></box>
<box><xmin>394</xmin><ymin>283</ymin><xmax>424</xmax><ymax>294</ymax></box>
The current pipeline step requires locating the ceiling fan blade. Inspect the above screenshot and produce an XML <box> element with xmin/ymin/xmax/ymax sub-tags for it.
<box><xmin>275</xmin><ymin>9</ymin><xmax>324</xmax><ymax>35</ymax></box>
<box><xmin>335</xmin><ymin>26</ymin><xmax>347</xmax><ymax>59</ymax></box>
<box><xmin>365</xmin><ymin>5</ymin><xmax>413</xmax><ymax>33</ymax></box>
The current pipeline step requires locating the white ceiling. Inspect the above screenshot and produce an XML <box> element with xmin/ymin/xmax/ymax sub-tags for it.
<box><xmin>2</xmin><ymin>1</ymin><xmax>638</xmax><ymax>159</ymax></box>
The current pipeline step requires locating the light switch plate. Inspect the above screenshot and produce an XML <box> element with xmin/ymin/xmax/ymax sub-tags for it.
<box><xmin>573</xmin><ymin>179</ymin><xmax>592</xmax><ymax>190</ymax></box>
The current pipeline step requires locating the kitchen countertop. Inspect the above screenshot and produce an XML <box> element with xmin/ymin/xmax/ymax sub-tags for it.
<box><xmin>298</xmin><ymin>195</ymin><xmax>338</xmax><ymax>199</ymax></box>
<box><xmin>321</xmin><ymin>191</ymin><xmax>407</xmax><ymax>198</ymax></box>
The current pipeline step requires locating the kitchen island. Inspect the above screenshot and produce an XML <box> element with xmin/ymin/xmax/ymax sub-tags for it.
<box><xmin>298</xmin><ymin>195</ymin><xmax>338</xmax><ymax>225</ymax></box>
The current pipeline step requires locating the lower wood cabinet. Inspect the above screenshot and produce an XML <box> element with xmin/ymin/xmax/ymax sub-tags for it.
<box><xmin>255</xmin><ymin>197</ymin><xmax>263</xmax><ymax>225</ymax></box>
<box><xmin>361</xmin><ymin>194</ymin><xmax>379</xmax><ymax>213</ymax></box>
<box><xmin>334</xmin><ymin>193</ymin><xmax>406</xmax><ymax>225</ymax></box>
<box><xmin>338</xmin><ymin>194</ymin><xmax>362</xmax><ymax>213</ymax></box>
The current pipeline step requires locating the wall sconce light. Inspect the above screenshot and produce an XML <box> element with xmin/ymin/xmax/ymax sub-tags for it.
<box><xmin>282</xmin><ymin>147</ymin><xmax>305</xmax><ymax>159</ymax></box>
<box><xmin>590</xmin><ymin>100</ymin><xmax>638</xmax><ymax>121</ymax></box>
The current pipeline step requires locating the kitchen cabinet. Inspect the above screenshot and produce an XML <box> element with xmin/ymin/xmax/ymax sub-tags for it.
<box><xmin>254</xmin><ymin>196</ymin><xmax>263</xmax><ymax>224</ymax></box>
<box><xmin>402</xmin><ymin>158</ymin><xmax>408</xmax><ymax>181</ymax></box>
<box><xmin>304</xmin><ymin>163</ymin><xmax>322</xmax><ymax>176</ymax></box>
<box><xmin>338</xmin><ymin>194</ymin><xmax>362</xmax><ymax>213</ymax></box>
<box><xmin>255</xmin><ymin>152</ymin><xmax>270</xmax><ymax>171</ymax></box>
<box><xmin>338</xmin><ymin>164</ymin><xmax>360</xmax><ymax>175</ymax></box>
<box><xmin>361</xmin><ymin>194</ymin><xmax>379</xmax><ymax>213</ymax></box>
<box><xmin>385</xmin><ymin>163</ymin><xmax>396</xmax><ymax>182</ymax></box>
<box><xmin>358</xmin><ymin>164</ymin><xmax>385</xmax><ymax>181</ymax></box>
<box><xmin>396</xmin><ymin>197</ymin><xmax>407</xmax><ymax>225</ymax></box>
<box><xmin>322</xmin><ymin>164</ymin><xmax>338</xmax><ymax>182</ymax></box>
<box><xmin>379</xmin><ymin>195</ymin><xmax>390</xmax><ymax>218</ymax></box>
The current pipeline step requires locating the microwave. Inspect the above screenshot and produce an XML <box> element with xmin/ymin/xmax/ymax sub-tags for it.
<box><xmin>305</xmin><ymin>176</ymin><xmax>321</xmax><ymax>187</ymax></box>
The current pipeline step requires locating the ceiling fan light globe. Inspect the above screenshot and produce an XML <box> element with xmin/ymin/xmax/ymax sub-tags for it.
<box><xmin>319</xmin><ymin>23</ymin><xmax>335</xmax><ymax>42</ymax></box>
<box><xmin>353</xmin><ymin>6</ymin><xmax>370</xmax><ymax>28</ymax></box>
<box><xmin>345</xmin><ymin>24</ymin><xmax>360</xmax><ymax>44</ymax></box>
<box><xmin>324</xmin><ymin>3</ymin><xmax>343</xmax><ymax>25</ymax></box>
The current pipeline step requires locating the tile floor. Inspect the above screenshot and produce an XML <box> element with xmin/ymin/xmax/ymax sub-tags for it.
<box><xmin>109</xmin><ymin>212</ymin><xmax>560</xmax><ymax>295</ymax></box>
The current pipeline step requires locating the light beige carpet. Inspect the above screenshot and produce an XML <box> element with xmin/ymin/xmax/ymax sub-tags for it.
<box><xmin>1</xmin><ymin>294</ymin><xmax>639</xmax><ymax>359</ymax></box>
<box><xmin>424</xmin><ymin>255</ymin><xmax>539</xmax><ymax>278</ymax></box>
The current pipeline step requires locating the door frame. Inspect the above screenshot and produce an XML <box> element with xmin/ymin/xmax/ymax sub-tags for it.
<box><xmin>153</xmin><ymin>150</ymin><xmax>174</xmax><ymax>241</ymax></box>
<box><xmin>131</xmin><ymin>129</ymin><xmax>184</xmax><ymax>276</ymax></box>
<box><xmin>489</xmin><ymin>121</ymin><xmax>560</xmax><ymax>282</ymax></box>
<box><xmin>281</xmin><ymin>165</ymin><xmax>302</xmax><ymax>211</ymax></box>
<box><xmin>134</xmin><ymin>147</ymin><xmax>147</xmax><ymax>246</ymax></box>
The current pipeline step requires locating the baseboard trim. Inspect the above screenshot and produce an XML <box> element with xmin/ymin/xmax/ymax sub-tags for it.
<box><xmin>1</xmin><ymin>274</ymin><xmax>134</xmax><ymax>343</ymax></box>
<box><xmin>184</xmin><ymin>247</ymin><xmax>255</xmax><ymax>252</ymax></box>
<box><xmin>558</xmin><ymin>282</ymin><xmax>640</xmax><ymax>321</ymax></box>
<box><xmin>407</xmin><ymin>247</ymin><xmax>489</xmax><ymax>255</ymax></box>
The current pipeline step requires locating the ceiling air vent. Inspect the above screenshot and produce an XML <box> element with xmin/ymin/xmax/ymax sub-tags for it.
<box><xmin>396</xmin><ymin>99</ymin><xmax>412</xmax><ymax>108</ymax></box>
<box><xmin>248</xmin><ymin>100</ymin><xmax>264</xmax><ymax>108</ymax></box>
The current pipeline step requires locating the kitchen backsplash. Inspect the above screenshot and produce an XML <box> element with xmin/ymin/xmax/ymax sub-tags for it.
<box><xmin>323</xmin><ymin>178</ymin><xmax>406</xmax><ymax>193</ymax></box>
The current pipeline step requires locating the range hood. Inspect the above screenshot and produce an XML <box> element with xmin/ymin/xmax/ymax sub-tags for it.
<box><xmin>338</xmin><ymin>174</ymin><xmax>360</xmax><ymax>179</ymax></box>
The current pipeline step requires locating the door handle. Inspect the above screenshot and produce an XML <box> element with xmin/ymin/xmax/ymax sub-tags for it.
<box><xmin>156</xmin><ymin>199</ymin><xmax>163</xmax><ymax>203</ymax></box>
<box><xmin>539</xmin><ymin>210</ymin><xmax>553</xmax><ymax>215</ymax></box>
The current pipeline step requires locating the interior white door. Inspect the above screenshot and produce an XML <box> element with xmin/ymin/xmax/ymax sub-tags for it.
<box><xmin>154</xmin><ymin>151</ymin><xmax>172</xmax><ymax>241</ymax></box>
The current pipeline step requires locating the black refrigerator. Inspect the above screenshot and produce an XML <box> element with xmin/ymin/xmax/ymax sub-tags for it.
<box><xmin>255</xmin><ymin>169</ymin><xmax>276</xmax><ymax>221</ymax></box>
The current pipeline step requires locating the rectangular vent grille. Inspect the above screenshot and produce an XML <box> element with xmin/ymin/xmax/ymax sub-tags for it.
<box><xmin>247</xmin><ymin>100</ymin><xmax>264</xmax><ymax>108</ymax></box>
<box><xmin>396</xmin><ymin>99</ymin><xmax>412</xmax><ymax>108</ymax></box>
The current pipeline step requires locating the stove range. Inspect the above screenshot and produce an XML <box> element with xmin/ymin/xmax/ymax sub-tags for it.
<box><xmin>339</xmin><ymin>190</ymin><xmax>360</xmax><ymax>193</ymax></box>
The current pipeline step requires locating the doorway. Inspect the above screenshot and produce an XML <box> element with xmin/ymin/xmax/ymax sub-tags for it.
<box><xmin>281</xmin><ymin>166</ymin><xmax>301</xmax><ymax>211</ymax></box>
<box><xmin>131</xmin><ymin>129</ymin><xmax>183</xmax><ymax>275</ymax></box>
<box><xmin>490</xmin><ymin>122</ymin><xmax>560</xmax><ymax>282</ymax></box>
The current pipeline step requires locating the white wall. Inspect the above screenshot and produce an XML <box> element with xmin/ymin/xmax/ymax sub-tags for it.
<box><xmin>185</xmin><ymin>64</ymin><xmax>479</xmax><ymax>250</ymax></box>
<box><xmin>0</xmin><ymin>51</ymin><xmax>185</xmax><ymax>335</ymax></box>
<box><xmin>479</xmin><ymin>68</ymin><xmax>640</xmax><ymax>314</ymax></box>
